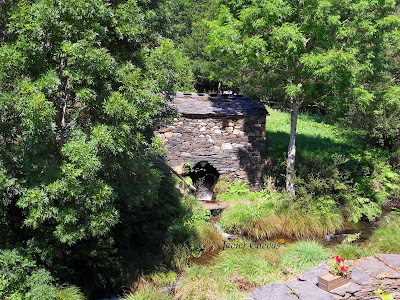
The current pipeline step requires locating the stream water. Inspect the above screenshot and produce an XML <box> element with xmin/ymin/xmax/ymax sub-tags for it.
<box><xmin>323</xmin><ymin>208</ymin><xmax>392</xmax><ymax>247</ymax></box>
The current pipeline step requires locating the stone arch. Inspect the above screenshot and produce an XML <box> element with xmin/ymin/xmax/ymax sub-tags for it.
<box><xmin>187</xmin><ymin>161</ymin><xmax>220</xmax><ymax>200</ymax></box>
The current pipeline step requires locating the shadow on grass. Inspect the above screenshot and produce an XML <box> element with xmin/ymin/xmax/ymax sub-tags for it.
<box><xmin>265</xmin><ymin>129</ymin><xmax>371</xmax><ymax>189</ymax></box>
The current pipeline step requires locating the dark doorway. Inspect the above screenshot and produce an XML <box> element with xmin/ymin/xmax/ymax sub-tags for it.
<box><xmin>188</xmin><ymin>162</ymin><xmax>220</xmax><ymax>201</ymax></box>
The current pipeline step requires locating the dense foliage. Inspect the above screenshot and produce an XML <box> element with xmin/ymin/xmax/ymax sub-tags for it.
<box><xmin>2</xmin><ymin>0</ymin><xmax>400</xmax><ymax>298</ymax></box>
<box><xmin>0</xmin><ymin>0</ymin><xmax>194</xmax><ymax>297</ymax></box>
<box><xmin>206</xmin><ymin>0</ymin><xmax>400</xmax><ymax>193</ymax></box>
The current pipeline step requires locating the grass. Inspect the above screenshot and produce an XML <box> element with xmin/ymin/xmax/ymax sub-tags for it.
<box><xmin>175</xmin><ymin>244</ymin><xmax>287</xmax><ymax>300</ymax></box>
<box><xmin>219</xmin><ymin>197</ymin><xmax>343</xmax><ymax>240</ymax></box>
<box><xmin>56</xmin><ymin>286</ymin><xmax>86</xmax><ymax>300</ymax></box>
<box><xmin>331</xmin><ymin>244</ymin><xmax>373</xmax><ymax>260</ymax></box>
<box><xmin>197</xmin><ymin>222</ymin><xmax>224</xmax><ymax>253</ymax></box>
<box><xmin>122</xmin><ymin>287</ymin><xmax>172</xmax><ymax>300</ymax></box>
<box><xmin>215</xmin><ymin>179</ymin><xmax>268</xmax><ymax>203</ymax></box>
<box><xmin>263</xmin><ymin>107</ymin><xmax>398</xmax><ymax>223</ymax></box>
<box><xmin>279</xmin><ymin>241</ymin><xmax>329</xmax><ymax>274</ymax></box>
<box><xmin>126</xmin><ymin>240</ymin><xmax>333</xmax><ymax>299</ymax></box>
<box><xmin>123</xmin><ymin>108</ymin><xmax>400</xmax><ymax>299</ymax></box>
<box><xmin>369</xmin><ymin>212</ymin><xmax>400</xmax><ymax>254</ymax></box>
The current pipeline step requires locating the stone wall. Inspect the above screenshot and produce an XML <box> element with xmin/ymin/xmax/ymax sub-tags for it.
<box><xmin>155</xmin><ymin>115</ymin><xmax>266</xmax><ymax>189</ymax></box>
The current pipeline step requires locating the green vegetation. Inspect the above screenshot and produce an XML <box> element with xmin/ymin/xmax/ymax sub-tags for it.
<box><xmin>264</xmin><ymin>108</ymin><xmax>399</xmax><ymax>223</ymax></box>
<box><xmin>124</xmin><ymin>240</ymin><xmax>331</xmax><ymax>299</ymax></box>
<box><xmin>220</xmin><ymin>200</ymin><xmax>342</xmax><ymax>240</ymax></box>
<box><xmin>279</xmin><ymin>241</ymin><xmax>329</xmax><ymax>274</ymax></box>
<box><xmin>207</xmin><ymin>0</ymin><xmax>400</xmax><ymax>194</ymax></box>
<box><xmin>1</xmin><ymin>0</ymin><xmax>400</xmax><ymax>299</ymax></box>
<box><xmin>370</xmin><ymin>212</ymin><xmax>400</xmax><ymax>254</ymax></box>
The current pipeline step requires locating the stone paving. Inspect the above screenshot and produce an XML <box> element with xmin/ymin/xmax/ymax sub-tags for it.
<box><xmin>251</xmin><ymin>254</ymin><xmax>400</xmax><ymax>300</ymax></box>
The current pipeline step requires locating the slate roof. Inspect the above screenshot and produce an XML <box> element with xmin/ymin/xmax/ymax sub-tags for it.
<box><xmin>171</xmin><ymin>92</ymin><xmax>268</xmax><ymax>117</ymax></box>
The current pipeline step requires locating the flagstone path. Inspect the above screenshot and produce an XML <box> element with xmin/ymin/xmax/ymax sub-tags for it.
<box><xmin>250</xmin><ymin>254</ymin><xmax>400</xmax><ymax>300</ymax></box>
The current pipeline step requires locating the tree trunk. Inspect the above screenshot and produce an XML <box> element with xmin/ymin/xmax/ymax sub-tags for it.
<box><xmin>286</xmin><ymin>101</ymin><xmax>300</xmax><ymax>196</ymax></box>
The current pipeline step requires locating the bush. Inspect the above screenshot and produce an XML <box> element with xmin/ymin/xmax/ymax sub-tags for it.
<box><xmin>0</xmin><ymin>248</ymin><xmax>85</xmax><ymax>300</ymax></box>
<box><xmin>216</xmin><ymin>179</ymin><xmax>252</xmax><ymax>202</ymax></box>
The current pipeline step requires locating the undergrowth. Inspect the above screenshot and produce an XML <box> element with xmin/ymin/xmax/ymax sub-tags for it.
<box><xmin>219</xmin><ymin>195</ymin><xmax>343</xmax><ymax>240</ymax></box>
<box><xmin>264</xmin><ymin>108</ymin><xmax>400</xmax><ymax>223</ymax></box>
<box><xmin>369</xmin><ymin>212</ymin><xmax>400</xmax><ymax>254</ymax></box>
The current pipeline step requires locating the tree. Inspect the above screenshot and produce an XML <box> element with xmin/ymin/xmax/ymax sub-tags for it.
<box><xmin>206</xmin><ymin>0</ymin><xmax>400</xmax><ymax>195</ymax></box>
<box><xmin>0</xmin><ymin>0</ymin><xmax>192</xmax><ymax>293</ymax></box>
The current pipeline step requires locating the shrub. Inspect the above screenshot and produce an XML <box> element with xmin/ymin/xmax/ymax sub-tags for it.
<box><xmin>216</xmin><ymin>179</ymin><xmax>252</xmax><ymax>202</ymax></box>
<box><xmin>0</xmin><ymin>248</ymin><xmax>85</xmax><ymax>300</ymax></box>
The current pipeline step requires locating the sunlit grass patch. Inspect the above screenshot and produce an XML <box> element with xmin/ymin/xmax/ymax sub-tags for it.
<box><xmin>330</xmin><ymin>243</ymin><xmax>372</xmax><ymax>260</ymax></box>
<box><xmin>369</xmin><ymin>213</ymin><xmax>400</xmax><ymax>254</ymax></box>
<box><xmin>175</xmin><ymin>265</ymin><xmax>246</xmax><ymax>300</ymax></box>
<box><xmin>175</xmin><ymin>243</ymin><xmax>287</xmax><ymax>299</ymax></box>
<box><xmin>219</xmin><ymin>199</ymin><xmax>343</xmax><ymax>240</ymax></box>
<box><xmin>278</xmin><ymin>241</ymin><xmax>329</xmax><ymax>274</ymax></box>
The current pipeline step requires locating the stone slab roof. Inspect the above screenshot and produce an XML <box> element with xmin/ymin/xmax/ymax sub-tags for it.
<box><xmin>171</xmin><ymin>92</ymin><xmax>268</xmax><ymax>117</ymax></box>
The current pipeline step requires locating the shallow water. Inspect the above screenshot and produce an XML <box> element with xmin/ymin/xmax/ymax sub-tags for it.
<box><xmin>324</xmin><ymin>208</ymin><xmax>392</xmax><ymax>247</ymax></box>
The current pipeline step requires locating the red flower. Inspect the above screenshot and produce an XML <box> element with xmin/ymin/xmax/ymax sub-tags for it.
<box><xmin>340</xmin><ymin>266</ymin><xmax>348</xmax><ymax>272</ymax></box>
<box><xmin>336</xmin><ymin>256</ymin><xmax>344</xmax><ymax>263</ymax></box>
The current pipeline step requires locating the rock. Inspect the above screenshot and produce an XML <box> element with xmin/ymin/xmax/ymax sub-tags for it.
<box><xmin>356</xmin><ymin>257</ymin><xmax>400</xmax><ymax>279</ymax></box>
<box><xmin>299</xmin><ymin>265</ymin><xmax>330</xmax><ymax>285</ymax></box>
<box><xmin>330</xmin><ymin>282</ymin><xmax>361</xmax><ymax>296</ymax></box>
<box><xmin>200</xmin><ymin>127</ymin><xmax>206</xmax><ymax>132</ymax></box>
<box><xmin>164</xmin><ymin>132</ymin><xmax>173</xmax><ymax>138</ymax></box>
<box><xmin>375</xmin><ymin>254</ymin><xmax>400</xmax><ymax>271</ymax></box>
<box><xmin>214</xmin><ymin>129</ymin><xmax>221</xmax><ymax>134</ymax></box>
<box><xmin>286</xmin><ymin>279</ymin><xmax>335</xmax><ymax>300</ymax></box>
<box><xmin>251</xmin><ymin>283</ymin><xmax>296</xmax><ymax>300</ymax></box>
<box><xmin>221</xmin><ymin>143</ymin><xmax>233</xmax><ymax>150</ymax></box>
<box><xmin>173</xmin><ymin>133</ymin><xmax>182</xmax><ymax>137</ymax></box>
<box><xmin>351</xmin><ymin>267</ymin><xmax>373</xmax><ymax>285</ymax></box>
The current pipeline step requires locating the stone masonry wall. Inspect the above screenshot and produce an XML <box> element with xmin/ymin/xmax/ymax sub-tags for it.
<box><xmin>155</xmin><ymin>115</ymin><xmax>266</xmax><ymax>189</ymax></box>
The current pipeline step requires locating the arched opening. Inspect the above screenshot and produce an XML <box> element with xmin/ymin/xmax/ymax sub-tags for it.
<box><xmin>188</xmin><ymin>162</ymin><xmax>220</xmax><ymax>201</ymax></box>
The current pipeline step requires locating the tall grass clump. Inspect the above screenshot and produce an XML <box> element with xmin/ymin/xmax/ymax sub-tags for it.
<box><xmin>331</xmin><ymin>244</ymin><xmax>372</xmax><ymax>260</ymax></box>
<box><xmin>122</xmin><ymin>270</ymin><xmax>177</xmax><ymax>300</ymax></box>
<box><xmin>122</xmin><ymin>288</ymin><xmax>172</xmax><ymax>300</ymax></box>
<box><xmin>175</xmin><ymin>265</ymin><xmax>246</xmax><ymax>300</ymax></box>
<box><xmin>216</xmin><ymin>248</ymin><xmax>276</xmax><ymax>285</ymax></box>
<box><xmin>279</xmin><ymin>241</ymin><xmax>329</xmax><ymax>274</ymax></box>
<box><xmin>175</xmin><ymin>246</ymin><xmax>282</xmax><ymax>299</ymax></box>
<box><xmin>56</xmin><ymin>286</ymin><xmax>86</xmax><ymax>300</ymax></box>
<box><xmin>369</xmin><ymin>212</ymin><xmax>400</xmax><ymax>254</ymax></box>
<box><xmin>219</xmin><ymin>194</ymin><xmax>343</xmax><ymax>240</ymax></box>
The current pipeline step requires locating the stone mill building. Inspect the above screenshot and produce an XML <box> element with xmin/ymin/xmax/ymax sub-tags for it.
<box><xmin>155</xmin><ymin>92</ymin><xmax>268</xmax><ymax>193</ymax></box>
